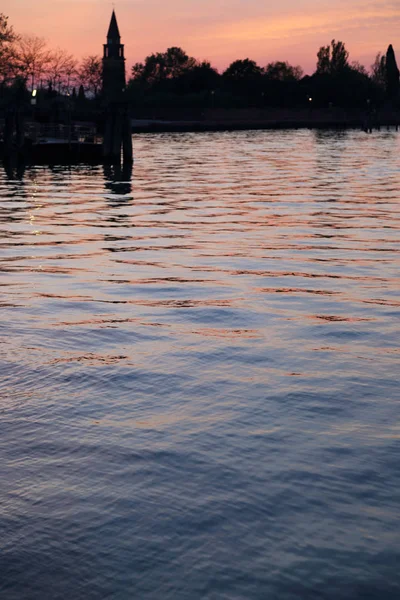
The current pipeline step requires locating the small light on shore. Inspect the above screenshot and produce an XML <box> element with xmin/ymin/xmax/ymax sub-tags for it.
<box><xmin>32</xmin><ymin>89</ymin><xmax>37</xmax><ymax>98</ymax></box>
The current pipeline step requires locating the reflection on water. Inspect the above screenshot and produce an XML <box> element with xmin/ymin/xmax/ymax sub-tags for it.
<box><xmin>103</xmin><ymin>162</ymin><xmax>133</xmax><ymax>198</ymax></box>
<box><xmin>1</xmin><ymin>130</ymin><xmax>400</xmax><ymax>600</ymax></box>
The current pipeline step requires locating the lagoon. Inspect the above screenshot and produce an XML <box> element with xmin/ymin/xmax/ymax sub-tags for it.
<box><xmin>1</xmin><ymin>130</ymin><xmax>399</xmax><ymax>599</ymax></box>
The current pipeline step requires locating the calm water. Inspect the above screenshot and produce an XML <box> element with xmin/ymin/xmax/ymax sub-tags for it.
<box><xmin>1</xmin><ymin>130</ymin><xmax>400</xmax><ymax>599</ymax></box>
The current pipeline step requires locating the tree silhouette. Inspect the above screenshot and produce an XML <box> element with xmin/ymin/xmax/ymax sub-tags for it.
<box><xmin>223</xmin><ymin>59</ymin><xmax>262</xmax><ymax>82</ymax></box>
<box><xmin>48</xmin><ymin>48</ymin><xmax>77</xmax><ymax>94</ymax></box>
<box><xmin>78</xmin><ymin>55</ymin><xmax>102</xmax><ymax>97</ymax></box>
<box><xmin>0</xmin><ymin>13</ymin><xmax>18</xmax><ymax>84</ymax></box>
<box><xmin>317</xmin><ymin>40</ymin><xmax>349</xmax><ymax>75</ymax></box>
<box><xmin>15</xmin><ymin>34</ymin><xmax>51</xmax><ymax>91</ymax></box>
<box><xmin>177</xmin><ymin>61</ymin><xmax>220</xmax><ymax>94</ymax></box>
<box><xmin>371</xmin><ymin>53</ymin><xmax>386</xmax><ymax>88</ymax></box>
<box><xmin>264</xmin><ymin>61</ymin><xmax>303</xmax><ymax>81</ymax></box>
<box><xmin>351</xmin><ymin>61</ymin><xmax>368</xmax><ymax>76</ymax></box>
<box><xmin>0</xmin><ymin>13</ymin><xmax>14</xmax><ymax>44</ymax></box>
<box><xmin>310</xmin><ymin>40</ymin><xmax>375</xmax><ymax>107</ymax></box>
<box><xmin>132</xmin><ymin>47</ymin><xmax>196</xmax><ymax>86</ymax></box>
<box><xmin>385</xmin><ymin>44</ymin><xmax>399</xmax><ymax>100</ymax></box>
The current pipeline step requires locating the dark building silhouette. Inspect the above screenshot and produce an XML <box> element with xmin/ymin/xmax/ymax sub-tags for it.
<box><xmin>102</xmin><ymin>10</ymin><xmax>132</xmax><ymax>163</ymax></box>
<box><xmin>103</xmin><ymin>10</ymin><xmax>126</xmax><ymax>99</ymax></box>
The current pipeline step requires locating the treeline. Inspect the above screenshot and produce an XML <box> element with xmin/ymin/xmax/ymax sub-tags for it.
<box><xmin>127</xmin><ymin>42</ymin><xmax>400</xmax><ymax>110</ymax></box>
<box><xmin>1</xmin><ymin>12</ymin><xmax>400</xmax><ymax>111</ymax></box>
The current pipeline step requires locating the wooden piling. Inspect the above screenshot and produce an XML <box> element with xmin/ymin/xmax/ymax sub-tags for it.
<box><xmin>4</xmin><ymin>110</ymin><xmax>15</xmax><ymax>153</ymax></box>
<box><xmin>16</xmin><ymin>109</ymin><xmax>25</xmax><ymax>153</ymax></box>
<box><xmin>112</xmin><ymin>110</ymin><xmax>123</xmax><ymax>160</ymax></box>
<box><xmin>122</xmin><ymin>112</ymin><xmax>133</xmax><ymax>164</ymax></box>
<box><xmin>103</xmin><ymin>110</ymin><xmax>114</xmax><ymax>160</ymax></box>
<box><xmin>103</xmin><ymin>104</ymin><xmax>132</xmax><ymax>164</ymax></box>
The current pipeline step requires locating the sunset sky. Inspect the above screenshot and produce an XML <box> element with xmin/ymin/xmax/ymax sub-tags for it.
<box><xmin>3</xmin><ymin>0</ymin><xmax>400</xmax><ymax>74</ymax></box>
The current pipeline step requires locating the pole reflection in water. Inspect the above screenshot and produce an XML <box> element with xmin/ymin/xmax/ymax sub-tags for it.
<box><xmin>2</xmin><ymin>158</ymin><xmax>26</xmax><ymax>181</ymax></box>
<box><xmin>103</xmin><ymin>161</ymin><xmax>133</xmax><ymax>201</ymax></box>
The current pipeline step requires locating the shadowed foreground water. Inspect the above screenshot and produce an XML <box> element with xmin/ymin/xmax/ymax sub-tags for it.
<box><xmin>1</xmin><ymin>130</ymin><xmax>400</xmax><ymax>599</ymax></box>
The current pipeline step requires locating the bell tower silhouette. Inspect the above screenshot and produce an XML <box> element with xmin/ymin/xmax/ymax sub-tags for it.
<box><xmin>102</xmin><ymin>10</ymin><xmax>132</xmax><ymax>163</ymax></box>
<box><xmin>103</xmin><ymin>10</ymin><xmax>133</xmax><ymax>164</ymax></box>
<box><xmin>102</xmin><ymin>10</ymin><xmax>126</xmax><ymax>99</ymax></box>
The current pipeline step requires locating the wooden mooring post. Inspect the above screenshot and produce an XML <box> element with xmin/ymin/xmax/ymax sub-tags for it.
<box><xmin>103</xmin><ymin>104</ymin><xmax>132</xmax><ymax>164</ymax></box>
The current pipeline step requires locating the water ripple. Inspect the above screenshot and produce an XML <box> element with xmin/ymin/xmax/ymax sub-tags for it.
<box><xmin>1</xmin><ymin>130</ymin><xmax>400</xmax><ymax>599</ymax></box>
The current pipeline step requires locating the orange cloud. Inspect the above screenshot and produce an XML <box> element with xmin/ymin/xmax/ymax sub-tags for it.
<box><xmin>192</xmin><ymin>2</ymin><xmax>400</xmax><ymax>42</ymax></box>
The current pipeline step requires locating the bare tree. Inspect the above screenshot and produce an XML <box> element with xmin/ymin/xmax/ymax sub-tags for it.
<box><xmin>48</xmin><ymin>48</ymin><xmax>77</xmax><ymax>94</ymax></box>
<box><xmin>16</xmin><ymin>34</ymin><xmax>51</xmax><ymax>90</ymax></box>
<box><xmin>371</xmin><ymin>52</ymin><xmax>386</xmax><ymax>88</ymax></box>
<box><xmin>64</xmin><ymin>55</ymin><xmax>78</xmax><ymax>94</ymax></box>
<box><xmin>77</xmin><ymin>55</ymin><xmax>102</xmax><ymax>97</ymax></box>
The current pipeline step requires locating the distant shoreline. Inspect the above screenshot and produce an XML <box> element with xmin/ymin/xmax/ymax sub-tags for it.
<box><xmin>131</xmin><ymin>119</ymin><xmax>399</xmax><ymax>134</ymax></box>
<box><xmin>131</xmin><ymin>120</ymin><xmax>383</xmax><ymax>133</ymax></box>
<box><xmin>131</xmin><ymin>108</ymin><xmax>400</xmax><ymax>134</ymax></box>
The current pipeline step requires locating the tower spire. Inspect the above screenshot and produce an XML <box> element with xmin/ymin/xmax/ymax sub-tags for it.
<box><xmin>107</xmin><ymin>10</ymin><xmax>121</xmax><ymax>42</ymax></box>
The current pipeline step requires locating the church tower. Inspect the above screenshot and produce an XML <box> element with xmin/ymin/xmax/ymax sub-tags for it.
<box><xmin>102</xmin><ymin>10</ymin><xmax>126</xmax><ymax>99</ymax></box>
<box><xmin>102</xmin><ymin>10</ymin><xmax>132</xmax><ymax>164</ymax></box>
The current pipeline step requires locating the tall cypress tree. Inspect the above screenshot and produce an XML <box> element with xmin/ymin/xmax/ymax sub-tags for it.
<box><xmin>385</xmin><ymin>44</ymin><xmax>399</xmax><ymax>99</ymax></box>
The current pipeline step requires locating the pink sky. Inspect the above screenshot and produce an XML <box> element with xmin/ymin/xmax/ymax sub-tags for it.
<box><xmin>3</xmin><ymin>0</ymin><xmax>400</xmax><ymax>74</ymax></box>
